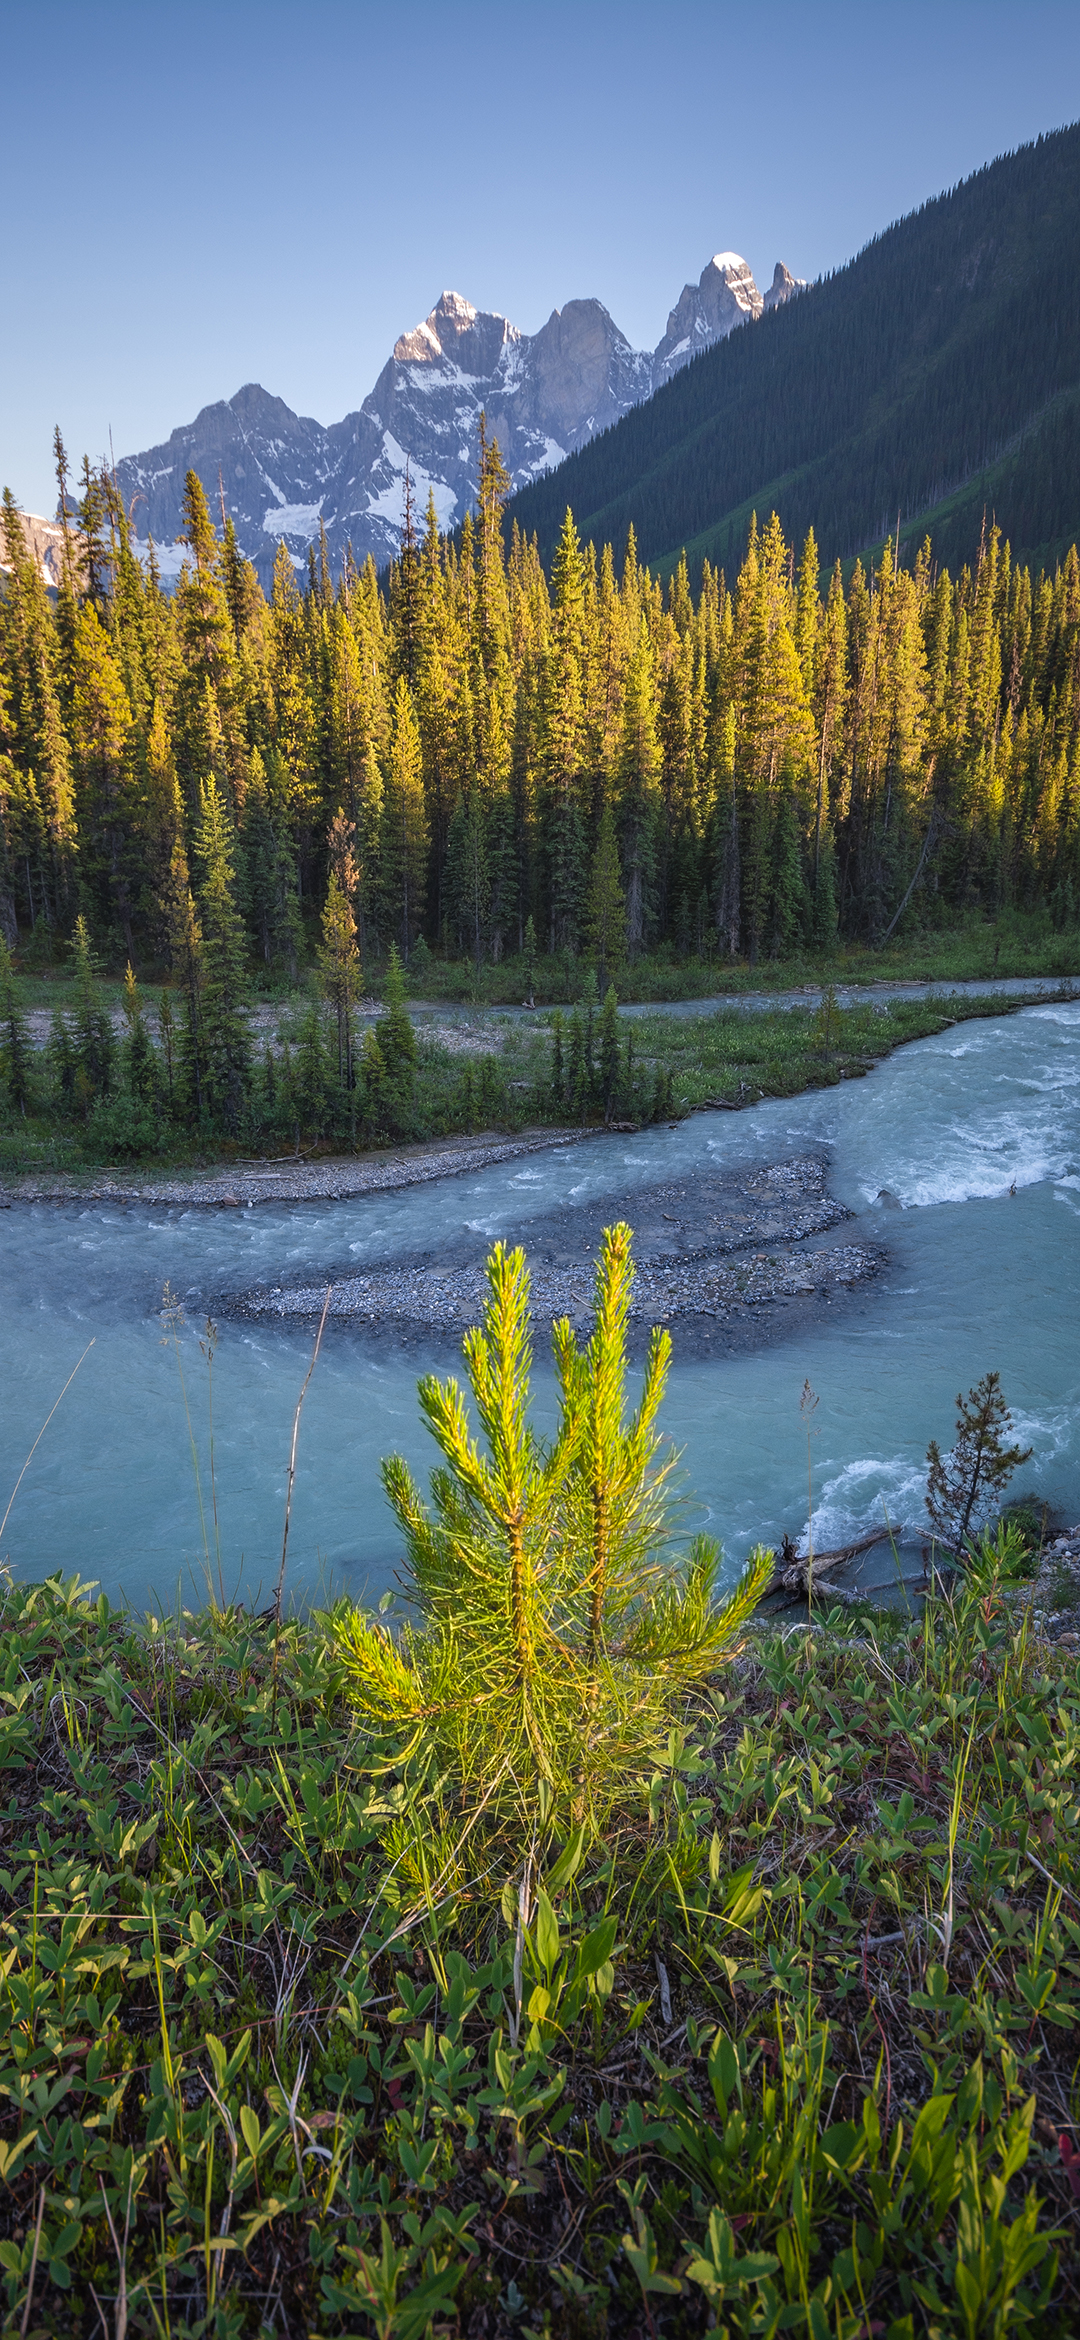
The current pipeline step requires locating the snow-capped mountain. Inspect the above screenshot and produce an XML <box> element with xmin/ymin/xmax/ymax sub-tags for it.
<box><xmin>652</xmin><ymin>253</ymin><xmax>765</xmax><ymax>384</ymax></box>
<box><xmin>113</xmin><ymin>252</ymin><xmax>802</xmax><ymax>583</ymax></box>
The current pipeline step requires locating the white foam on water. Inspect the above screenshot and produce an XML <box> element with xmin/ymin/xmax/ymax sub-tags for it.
<box><xmin>802</xmin><ymin>1454</ymin><xmax>928</xmax><ymax>1553</ymax></box>
<box><xmin>831</xmin><ymin>1002</ymin><xmax>1080</xmax><ymax>1210</ymax></box>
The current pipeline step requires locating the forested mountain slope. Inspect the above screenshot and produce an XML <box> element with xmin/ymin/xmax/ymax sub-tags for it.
<box><xmin>508</xmin><ymin>126</ymin><xmax>1080</xmax><ymax>579</ymax></box>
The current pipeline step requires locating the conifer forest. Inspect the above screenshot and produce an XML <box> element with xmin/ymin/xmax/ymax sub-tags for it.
<box><xmin>4</xmin><ymin>435</ymin><xmax>1080</xmax><ymax>1091</ymax></box>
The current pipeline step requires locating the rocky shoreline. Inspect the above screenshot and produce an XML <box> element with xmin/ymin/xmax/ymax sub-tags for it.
<box><xmin>1022</xmin><ymin>1527</ymin><xmax>1080</xmax><ymax>1643</ymax></box>
<box><xmin>223</xmin><ymin>1154</ymin><xmax>885</xmax><ymax>1353</ymax></box>
<box><xmin>0</xmin><ymin>1126</ymin><xmax>593</xmax><ymax>1211</ymax></box>
<box><xmin>232</xmin><ymin>1238</ymin><xmax>880</xmax><ymax>1334</ymax></box>
<box><xmin>1</xmin><ymin>1125</ymin><xmax>888</xmax><ymax>1359</ymax></box>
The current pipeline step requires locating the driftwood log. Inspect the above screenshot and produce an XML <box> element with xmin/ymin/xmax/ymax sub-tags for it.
<box><xmin>768</xmin><ymin>1527</ymin><xmax>895</xmax><ymax>1601</ymax></box>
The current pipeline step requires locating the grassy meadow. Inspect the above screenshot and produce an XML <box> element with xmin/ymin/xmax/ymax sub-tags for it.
<box><xmin>0</xmin><ymin>1572</ymin><xmax>1077</xmax><ymax>2336</ymax></box>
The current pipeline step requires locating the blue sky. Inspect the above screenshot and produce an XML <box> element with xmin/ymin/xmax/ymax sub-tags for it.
<box><xmin>3</xmin><ymin>0</ymin><xmax>1080</xmax><ymax>512</ymax></box>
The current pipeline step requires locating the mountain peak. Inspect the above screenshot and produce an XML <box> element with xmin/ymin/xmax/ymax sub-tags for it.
<box><xmin>432</xmin><ymin>289</ymin><xmax>479</xmax><ymax>329</ymax></box>
<box><xmin>114</xmin><ymin>239</ymin><xmax>803</xmax><ymax>581</ymax></box>
<box><xmin>763</xmin><ymin>261</ymin><xmax>807</xmax><ymax>312</ymax></box>
<box><xmin>652</xmin><ymin>251</ymin><xmax>763</xmax><ymax>385</ymax></box>
<box><xmin>393</xmin><ymin>289</ymin><xmax>513</xmax><ymax>365</ymax></box>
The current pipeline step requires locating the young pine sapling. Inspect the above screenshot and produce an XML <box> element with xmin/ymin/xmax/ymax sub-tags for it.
<box><xmin>925</xmin><ymin>1370</ymin><xmax>1032</xmax><ymax>1556</ymax></box>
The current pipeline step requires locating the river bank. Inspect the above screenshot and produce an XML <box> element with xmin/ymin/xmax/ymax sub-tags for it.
<box><xmin>4</xmin><ymin>973</ymin><xmax>1070</xmax><ymax>1188</ymax></box>
<box><xmin>0</xmin><ymin>1124</ymin><xmax>595</xmax><ymax>1210</ymax></box>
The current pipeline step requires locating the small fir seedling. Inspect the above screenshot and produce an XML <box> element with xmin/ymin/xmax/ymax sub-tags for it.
<box><xmin>812</xmin><ymin>983</ymin><xmax>839</xmax><ymax>1060</ymax></box>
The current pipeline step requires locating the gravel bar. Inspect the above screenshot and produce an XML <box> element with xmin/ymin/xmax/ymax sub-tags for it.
<box><xmin>224</xmin><ymin>1156</ymin><xmax>884</xmax><ymax>1339</ymax></box>
<box><xmin>234</xmin><ymin>1240</ymin><xmax>882</xmax><ymax>1332</ymax></box>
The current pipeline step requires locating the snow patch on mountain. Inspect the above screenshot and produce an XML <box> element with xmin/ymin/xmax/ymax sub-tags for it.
<box><xmin>261</xmin><ymin>502</ymin><xmax>324</xmax><ymax>540</ymax></box>
<box><xmin>144</xmin><ymin>540</ymin><xmax>190</xmax><ymax>582</ymax></box>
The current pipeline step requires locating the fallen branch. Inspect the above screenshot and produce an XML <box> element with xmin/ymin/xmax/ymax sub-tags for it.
<box><xmin>768</xmin><ymin>1526</ymin><xmax>894</xmax><ymax>1596</ymax></box>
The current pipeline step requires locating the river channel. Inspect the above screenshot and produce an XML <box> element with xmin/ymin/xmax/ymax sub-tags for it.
<box><xmin>2</xmin><ymin>998</ymin><xmax>1078</xmax><ymax>1614</ymax></box>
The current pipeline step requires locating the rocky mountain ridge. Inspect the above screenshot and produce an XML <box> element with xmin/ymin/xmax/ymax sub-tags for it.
<box><xmin>109</xmin><ymin>251</ymin><xmax>803</xmax><ymax>584</ymax></box>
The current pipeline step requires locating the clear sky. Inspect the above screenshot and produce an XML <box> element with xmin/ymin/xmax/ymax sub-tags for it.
<box><xmin>3</xmin><ymin>0</ymin><xmax>1080</xmax><ymax>513</ymax></box>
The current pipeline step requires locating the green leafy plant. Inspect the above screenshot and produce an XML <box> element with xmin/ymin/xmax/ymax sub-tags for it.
<box><xmin>0</xmin><ymin>1551</ymin><xmax>1076</xmax><ymax>2332</ymax></box>
<box><xmin>965</xmin><ymin>1515</ymin><xmax>1037</xmax><ymax>1586</ymax></box>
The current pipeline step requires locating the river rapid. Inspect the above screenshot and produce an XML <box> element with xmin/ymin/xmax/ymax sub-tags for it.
<box><xmin>2</xmin><ymin>999</ymin><xmax>1078</xmax><ymax>1614</ymax></box>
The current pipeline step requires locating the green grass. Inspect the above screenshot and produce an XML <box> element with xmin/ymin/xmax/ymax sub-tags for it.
<box><xmin>10</xmin><ymin>908</ymin><xmax>1080</xmax><ymax>1014</ymax></box>
<box><xmin>503</xmin><ymin>989</ymin><xmax>1073</xmax><ymax>1123</ymax></box>
<box><xmin>0</xmin><ymin>1570</ymin><xmax>1077</xmax><ymax>2335</ymax></box>
<box><xmin>397</xmin><ymin>913</ymin><xmax>1080</xmax><ymax>1005</ymax></box>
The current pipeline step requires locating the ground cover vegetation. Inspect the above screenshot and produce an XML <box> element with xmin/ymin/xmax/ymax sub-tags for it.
<box><xmin>0</xmin><ymin>1232</ymin><xmax>1078</xmax><ymax>2336</ymax></box>
<box><xmin>509</xmin><ymin>126</ymin><xmax>1080</xmax><ymax>583</ymax></box>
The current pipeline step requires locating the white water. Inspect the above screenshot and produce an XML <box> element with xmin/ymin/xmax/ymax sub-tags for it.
<box><xmin>2</xmin><ymin>1002</ymin><xmax>1078</xmax><ymax>1612</ymax></box>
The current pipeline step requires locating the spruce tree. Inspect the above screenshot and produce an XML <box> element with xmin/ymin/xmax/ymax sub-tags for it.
<box><xmin>192</xmin><ymin>779</ymin><xmax>250</xmax><ymax>1132</ymax></box>
<box><xmin>158</xmin><ymin>989</ymin><xmax>177</xmax><ymax>1114</ymax></box>
<box><xmin>522</xmin><ymin>912</ymin><xmax>537</xmax><ymax>1005</ymax></box>
<box><xmin>121</xmin><ymin>962</ymin><xmax>157</xmax><ymax>1105</ymax></box>
<box><xmin>543</xmin><ymin>510</ymin><xmax>588</xmax><ymax>950</ymax></box>
<box><xmin>137</xmin><ymin>697</ymin><xmax>184</xmax><ymax>955</ymax></box>
<box><xmin>585</xmin><ymin>805</ymin><xmax>627</xmax><ymax>990</ymax></box>
<box><xmin>70</xmin><ymin>603</ymin><xmax>135</xmax><ymax>951</ymax></box>
<box><xmin>381</xmin><ymin>677</ymin><xmax>428</xmax><ymax>956</ymax></box>
<box><xmin>770</xmin><ymin>789</ymin><xmax>811</xmax><ymax>955</ymax></box>
<box><xmin>925</xmin><ymin>1372</ymin><xmax>1033</xmax><ymax>1553</ymax></box>
<box><xmin>549</xmin><ymin>1008</ymin><xmax>565</xmax><ymax>1109</ymax></box>
<box><xmin>617</xmin><ymin>618</ymin><xmax>661</xmax><ymax>956</ymax></box>
<box><xmin>446</xmin><ymin>787</ymin><xmax>490</xmax><ymax>971</ymax></box>
<box><xmin>174</xmin><ymin>472</ymin><xmax>236</xmax><ymax>805</ymax></box>
<box><xmin>598</xmin><ymin>984</ymin><xmax>621</xmax><ymax>1121</ymax></box>
<box><xmin>566</xmin><ymin>1005</ymin><xmax>587</xmax><ymax>1122</ymax></box>
<box><xmin>359</xmin><ymin>1027</ymin><xmax>390</xmax><ymax>1135</ymax></box>
<box><xmin>165</xmin><ymin>848</ymin><xmax>206</xmax><ymax>1121</ymax></box>
<box><xmin>68</xmin><ymin>914</ymin><xmax>115</xmax><ymax>1114</ymax></box>
<box><xmin>293</xmin><ymin>1002</ymin><xmax>330</xmax><ymax>1137</ymax></box>
<box><xmin>376</xmin><ymin>942</ymin><xmax>417</xmax><ymax>1111</ymax></box>
<box><xmin>76</xmin><ymin>456</ymin><xmax>110</xmax><ymax>609</ymax></box>
<box><xmin>319</xmin><ymin>869</ymin><xmax>362</xmax><ymax>1092</ymax></box>
<box><xmin>0</xmin><ymin>939</ymin><xmax>32</xmax><ymax>1114</ymax></box>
